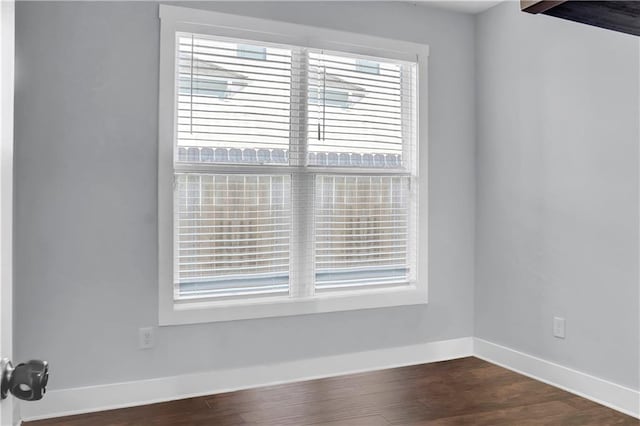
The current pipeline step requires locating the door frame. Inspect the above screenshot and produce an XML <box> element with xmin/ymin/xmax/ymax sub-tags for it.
<box><xmin>0</xmin><ymin>0</ymin><xmax>15</xmax><ymax>424</ymax></box>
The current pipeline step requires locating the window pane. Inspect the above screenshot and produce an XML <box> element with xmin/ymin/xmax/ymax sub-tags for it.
<box><xmin>176</xmin><ymin>33</ymin><xmax>294</xmax><ymax>165</ymax></box>
<box><xmin>307</xmin><ymin>52</ymin><xmax>414</xmax><ymax>169</ymax></box>
<box><xmin>314</xmin><ymin>175</ymin><xmax>410</xmax><ymax>290</ymax></box>
<box><xmin>175</xmin><ymin>174</ymin><xmax>291</xmax><ymax>298</ymax></box>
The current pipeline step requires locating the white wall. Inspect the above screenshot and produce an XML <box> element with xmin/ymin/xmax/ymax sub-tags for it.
<box><xmin>14</xmin><ymin>1</ymin><xmax>476</xmax><ymax>390</ymax></box>
<box><xmin>475</xmin><ymin>2</ymin><xmax>640</xmax><ymax>390</ymax></box>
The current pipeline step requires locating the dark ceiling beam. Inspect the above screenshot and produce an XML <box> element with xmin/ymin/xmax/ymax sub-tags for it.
<box><xmin>521</xmin><ymin>1</ymin><xmax>567</xmax><ymax>14</ymax></box>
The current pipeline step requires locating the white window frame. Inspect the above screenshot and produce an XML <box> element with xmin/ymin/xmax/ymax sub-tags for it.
<box><xmin>158</xmin><ymin>5</ymin><xmax>429</xmax><ymax>325</ymax></box>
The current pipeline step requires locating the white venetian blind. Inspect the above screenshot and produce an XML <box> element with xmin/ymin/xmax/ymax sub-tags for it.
<box><xmin>175</xmin><ymin>174</ymin><xmax>291</xmax><ymax>298</ymax></box>
<box><xmin>307</xmin><ymin>51</ymin><xmax>416</xmax><ymax>170</ymax></box>
<box><xmin>310</xmin><ymin>52</ymin><xmax>417</xmax><ymax>290</ymax></box>
<box><xmin>172</xmin><ymin>31</ymin><xmax>418</xmax><ymax>300</ymax></box>
<box><xmin>314</xmin><ymin>176</ymin><xmax>412</xmax><ymax>290</ymax></box>
<box><xmin>176</xmin><ymin>33</ymin><xmax>303</xmax><ymax>165</ymax></box>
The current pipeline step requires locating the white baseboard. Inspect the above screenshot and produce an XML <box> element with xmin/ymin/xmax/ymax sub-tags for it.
<box><xmin>21</xmin><ymin>337</ymin><xmax>639</xmax><ymax>422</ymax></box>
<box><xmin>20</xmin><ymin>337</ymin><xmax>473</xmax><ymax>422</ymax></box>
<box><xmin>474</xmin><ymin>338</ymin><xmax>640</xmax><ymax>419</ymax></box>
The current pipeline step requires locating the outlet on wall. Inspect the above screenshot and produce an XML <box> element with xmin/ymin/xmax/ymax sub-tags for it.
<box><xmin>139</xmin><ymin>327</ymin><xmax>155</xmax><ymax>349</ymax></box>
<box><xmin>553</xmin><ymin>317</ymin><xmax>566</xmax><ymax>339</ymax></box>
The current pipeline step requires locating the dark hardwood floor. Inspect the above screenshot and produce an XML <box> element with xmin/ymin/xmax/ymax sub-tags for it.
<box><xmin>26</xmin><ymin>357</ymin><xmax>638</xmax><ymax>426</ymax></box>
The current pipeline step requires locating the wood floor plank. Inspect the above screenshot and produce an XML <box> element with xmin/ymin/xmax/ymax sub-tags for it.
<box><xmin>307</xmin><ymin>415</ymin><xmax>391</xmax><ymax>426</ymax></box>
<box><xmin>396</xmin><ymin>400</ymin><xmax>579</xmax><ymax>425</ymax></box>
<box><xmin>25</xmin><ymin>357</ymin><xmax>638</xmax><ymax>426</ymax></box>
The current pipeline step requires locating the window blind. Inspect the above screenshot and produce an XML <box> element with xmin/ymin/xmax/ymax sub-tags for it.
<box><xmin>176</xmin><ymin>34</ymin><xmax>302</xmax><ymax>165</ymax></box>
<box><xmin>314</xmin><ymin>176</ymin><xmax>410</xmax><ymax>290</ymax></box>
<box><xmin>175</xmin><ymin>174</ymin><xmax>291</xmax><ymax>298</ymax></box>
<box><xmin>307</xmin><ymin>51</ymin><xmax>415</xmax><ymax>169</ymax></box>
<box><xmin>173</xmin><ymin>32</ymin><xmax>418</xmax><ymax>300</ymax></box>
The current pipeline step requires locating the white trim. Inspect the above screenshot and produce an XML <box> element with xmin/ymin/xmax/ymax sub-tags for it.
<box><xmin>474</xmin><ymin>338</ymin><xmax>640</xmax><ymax>419</ymax></box>
<box><xmin>158</xmin><ymin>5</ymin><xmax>429</xmax><ymax>62</ymax></box>
<box><xmin>163</xmin><ymin>285</ymin><xmax>426</xmax><ymax>325</ymax></box>
<box><xmin>157</xmin><ymin>0</ymin><xmax>175</xmax><ymax>328</ymax></box>
<box><xmin>20</xmin><ymin>337</ymin><xmax>472</xmax><ymax>422</ymax></box>
<box><xmin>158</xmin><ymin>4</ymin><xmax>430</xmax><ymax>325</ymax></box>
<box><xmin>0</xmin><ymin>1</ymin><xmax>15</xmax><ymax>425</ymax></box>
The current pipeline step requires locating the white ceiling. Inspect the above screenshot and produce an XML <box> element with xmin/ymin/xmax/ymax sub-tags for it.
<box><xmin>414</xmin><ymin>0</ymin><xmax>506</xmax><ymax>14</ymax></box>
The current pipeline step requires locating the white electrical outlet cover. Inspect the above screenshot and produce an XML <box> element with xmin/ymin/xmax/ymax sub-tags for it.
<box><xmin>139</xmin><ymin>327</ymin><xmax>155</xmax><ymax>349</ymax></box>
<box><xmin>553</xmin><ymin>317</ymin><xmax>565</xmax><ymax>339</ymax></box>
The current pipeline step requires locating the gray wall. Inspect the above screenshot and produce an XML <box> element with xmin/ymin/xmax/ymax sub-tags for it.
<box><xmin>476</xmin><ymin>2</ymin><xmax>639</xmax><ymax>389</ymax></box>
<box><xmin>14</xmin><ymin>2</ymin><xmax>476</xmax><ymax>390</ymax></box>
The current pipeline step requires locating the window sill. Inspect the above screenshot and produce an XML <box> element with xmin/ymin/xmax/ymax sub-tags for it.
<box><xmin>159</xmin><ymin>284</ymin><xmax>427</xmax><ymax>326</ymax></box>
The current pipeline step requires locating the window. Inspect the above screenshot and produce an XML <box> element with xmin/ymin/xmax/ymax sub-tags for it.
<box><xmin>159</xmin><ymin>6</ymin><xmax>428</xmax><ymax>324</ymax></box>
